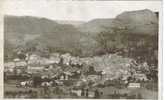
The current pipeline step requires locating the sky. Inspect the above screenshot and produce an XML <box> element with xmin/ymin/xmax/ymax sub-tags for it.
<box><xmin>3</xmin><ymin>0</ymin><xmax>161</xmax><ymax>21</ymax></box>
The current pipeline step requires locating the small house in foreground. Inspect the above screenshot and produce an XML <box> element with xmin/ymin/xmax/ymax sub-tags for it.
<box><xmin>128</xmin><ymin>83</ymin><xmax>141</xmax><ymax>88</ymax></box>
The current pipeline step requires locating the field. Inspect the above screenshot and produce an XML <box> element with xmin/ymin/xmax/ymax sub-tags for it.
<box><xmin>4</xmin><ymin>80</ymin><xmax>158</xmax><ymax>99</ymax></box>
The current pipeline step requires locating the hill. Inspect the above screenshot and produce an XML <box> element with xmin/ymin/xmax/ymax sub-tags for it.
<box><xmin>4</xmin><ymin>9</ymin><xmax>158</xmax><ymax>63</ymax></box>
<box><xmin>115</xmin><ymin>9</ymin><xmax>158</xmax><ymax>35</ymax></box>
<box><xmin>78</xmin><ymin>18</ymin><xmax>121</xmax><ymax>35</ymax></box>
<box><xmin>4</xmin><ymin>15</ymin><xmax>86</xmax><ymax>58</ymax></box>
<box><xmin>79</xmin><ymin>9</ymin><xmax>158</xmax><ymax>36</ymax></box>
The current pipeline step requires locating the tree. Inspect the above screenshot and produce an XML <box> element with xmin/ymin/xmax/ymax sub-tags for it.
<box><xmin>32</xmin><ymin>76</ymin><xmax>42</xmax><ymax>87</ymax></box>
<box><xmin>137</xmin><ymin>93</ymin><xmax>142</xmax><ymax>99</ymax></box>
<box><xmin>17</xmin><ymin>53</ymin><xmax>26</xmax><ymax>60</ymax></box>
<box><xmin>95</xmin><ymin>27</ymin><xmax>126</xmax><ymax>54</ymax></box>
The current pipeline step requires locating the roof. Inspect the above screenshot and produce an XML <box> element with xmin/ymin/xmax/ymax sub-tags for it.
<box><xmin>128</xmin><ymin>83</ymin><xmax>141</xmax><ymax>88</ymax></box>
<box><xmin>64</xmin><ymin>66</ymin><xmax>79</xmax><ymax>73</ymax></box>
<box><xmin>14</xmin><ymin>61</ymin><xmax>27</xmax><ymax>67</ymax></box>
<box><xmin>13</xmin><ymin>58</ymin><xmax>20</xmax><ymax>62</ymax></box>
<box><xmin>4</xmin><ymin>62</ymin><xmax>15</xmax><ymax>68</ymax></box>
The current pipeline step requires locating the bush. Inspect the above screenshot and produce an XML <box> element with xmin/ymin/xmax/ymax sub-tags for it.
<box><xmin>96</xmin><ymin>83</ymin><xmax>105</xmax><ymax>88</ymax></box>
<box><xmin>63</xmin><ymin>80</ymin><xmax>74</xmax><ymax>86</ymax></box>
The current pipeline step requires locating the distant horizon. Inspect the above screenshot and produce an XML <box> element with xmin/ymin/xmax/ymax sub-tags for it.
<box><xmin>4</xmin><ymin>9</ymin><xmax>158</xmax><ymax>22</ymax></box>
<box><xmin>4</xmin><ymin>14</ymin><xmax>87</xmax><ymax>22</ymax></box>
<box><xmin>3</xmin><ymin>0</ymin><xmax>161</xmax><ymax>21</ymax></box>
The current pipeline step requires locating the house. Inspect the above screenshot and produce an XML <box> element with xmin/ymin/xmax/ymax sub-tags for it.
<box><xmin>43</xmin><ymin>64</ymin><xmax>54</xmax><ymax>70</ymax></box>
<box><xmin>27</xmin><ymin>65</ymin><xmax>44</xmax><ymax>74</ymax></box>
<box><xmin>4</xmin><ymin>62</ymin><xmax>15</xmax><ymax>72</ymax></box>
<box><xmin>71</xmin><ymin>89</ymin><xmax>82</xmax><ymax>97</ymax></box>
<box><xmin>39</xmin><ymin>69</ymin><xmax>58</xmax><ymax>79</ymax></box>
<box><xmin>13</xmin><ymin>58</ymin><xmax>21</xmax><ymax>62</ymax></box>
<box><xmin>15</xmin><ymin>61</ymin><xmax>27</xmax><ymax>67</ymax></box>
<box><xmin>60</xmin><ymin>53</ymin><xmax>72</xmax><ymax>65</ymax></box>
<box><xmin>12</xmin><ymin>60</ymin><xmax>28</xmax><ymax>74</ymax></box>
<box><xmin>127</xmin><ymin>83</ymin><xmax>141</xmax><ymax>88</ymax></box>
<box><xmin>50</xmin><ymin>53</ymin><xmax>61</xmax><ymax>62</ymax></box>
<box><xmin>61</xmin><ymin>66</ymin><xmax>82</xmax><ymax>79</ymax></box>
<box><xmin>71</xmin><ymin>87</ymin><xmax>98</xmax><ymax>98</ymax></box>
<box><xmin>70</xmin><ymin>57</ymin><xmax>82</xmax><ymax>66</ymax></box>
<box><xmin>87</xmin><ymin>75</ymin><xmax>101</xmax><ymax>82</ymax></box>
<box><xmin>59</xmin><ymin>72</ymin><xmax>72</xmax><ymax>80</ymax></box>
<box><xmin>59</xmin><ymin>73</ymin><xmax>67</xmax><ymax>80</ymax></box>
<box><xmin>86</xmin><ymin>66</ymin><xmax>103</xmax><ymax>81</ymax></box>
<box><xmin>133</xmin><ymin>73</ymin><xmax>148</xmax><ymax>81</ymax></box>
<box><xmin>28</xmin><ymin>55</ymin><xmax>41</xmax><ymax>65</ymax></box>
<box><xmin>28</xmin><ymin>54</ymin><xmax>40</xmax><ymax>60</ymax></box>
<box><xmin>49</xmin><ymin>54</ymin><xmax>61</xmax><ymax>64</ymax></box>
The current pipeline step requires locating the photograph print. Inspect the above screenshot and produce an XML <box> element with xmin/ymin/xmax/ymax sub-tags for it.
<box><xmin>3</xmin><ymin>0</ymin><xmax>161</xmax><ymax>99</ymax></box>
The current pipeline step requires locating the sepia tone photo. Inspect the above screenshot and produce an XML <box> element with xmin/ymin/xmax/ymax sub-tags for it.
<box><xmin>3</xmin><ymin>0</ymin><xmax>161</xmax><ymax>99</ymax></box>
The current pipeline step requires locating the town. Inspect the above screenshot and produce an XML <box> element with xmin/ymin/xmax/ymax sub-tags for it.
<box><xmin>4</xmin><ymin>50</ymin><xmax>158</xmax><ymax>99</ymax></box>
<box><xmin>4</xmin><ymin>5</ymin><xmax>159</xmax><ymax>99</ymax></box>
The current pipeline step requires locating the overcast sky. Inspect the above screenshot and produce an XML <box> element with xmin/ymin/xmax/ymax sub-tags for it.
<box><xmin>3</xmin><ymin>0</ymin><xmax>161</xmax><ymax>21</ymax></box>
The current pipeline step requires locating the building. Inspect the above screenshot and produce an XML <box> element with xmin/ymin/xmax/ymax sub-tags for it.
<box><xmin>14</xmin><ymin>60</ymin><xmax>27</xmax><ymax>74</ymax></box>
<box><xmin>27</xmin><ymin>65</ymin><xmax>44</xmax><ymax>74</ymax></box>
<box><xmin>49</xmin><ymin>54</ymin><xmax>61</xmax><ymax>64</ymax></box>
<box><xmin>15</xmin><ymin>61</ymin><xmax>27</xmax><ymax>67</ymax></box>
<box><xmin>133</xmin><ymin>73</ymin><xmax>148</xmax><ymax>81</ymax></box>
<box><xmin>60</xmin><ymin>53</ymin><xmax>72</xmax><ymax>65</ymax></box>
<box><xmin>59</xmin><ymin>72</ymin><xmax>72</xmax><ymax>80</ymax></box>
<box><xmin>87</xmin><ymin>75</ymin><xmax>101</xmax><ymax>82</ymax></box>
<box><xmin>4</xmin><ymin>62</ymin><xmax>15</xmax><ymax>72</ymax></box>
<box><xmin>128</xmin><ymin>83</ymin><xmax>141</xmax><ymax>88</ymax></box>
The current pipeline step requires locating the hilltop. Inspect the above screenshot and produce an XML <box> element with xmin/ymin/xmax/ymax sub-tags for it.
<box><xmin>4</xmin><ymin>9</ymin><xmax>158</xmax><ymax>65</ymax></box>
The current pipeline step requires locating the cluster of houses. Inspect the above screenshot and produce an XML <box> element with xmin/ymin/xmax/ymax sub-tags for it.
<box><xmin>4</xmin><ymin>52</ymin><xmax>150</xmax><ymax>93</ymax></box>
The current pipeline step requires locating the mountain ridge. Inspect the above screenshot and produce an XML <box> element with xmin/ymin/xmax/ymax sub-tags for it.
<box><xmin>4</xmin><ymin>9</ymin><xmax>158</xmax><ymax>59</ymax></box>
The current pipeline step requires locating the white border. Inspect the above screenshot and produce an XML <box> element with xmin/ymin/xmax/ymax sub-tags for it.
<box><xmin>0</xmin><ymin>0</ymin><xmax>163</xmax><ymax>100</ymax></box>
